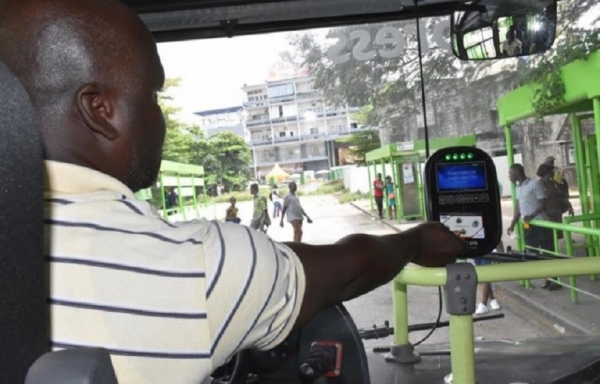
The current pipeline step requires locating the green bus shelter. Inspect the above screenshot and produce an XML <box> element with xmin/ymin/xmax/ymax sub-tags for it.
<box><xmin>135</xmin><ymin>160</ymin><xmax>206</xmax><ymax>221</ymax></box>
<box><xmin>498</xmin><ymin>49</ymin><xmax>600</xmax><ymax>295</ymax></box>
<box><xmin>365</xmin><ymin>135</ymin><xmax>477</xmax><ymax>222</ymax></box>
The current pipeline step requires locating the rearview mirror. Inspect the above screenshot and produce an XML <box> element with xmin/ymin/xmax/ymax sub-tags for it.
<box><xmin>451</xmin><ymin>1</ymin><xmax>557</xmax><ymax>60</ymax></box>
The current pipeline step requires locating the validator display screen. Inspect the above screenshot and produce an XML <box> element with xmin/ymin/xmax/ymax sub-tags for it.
<box><xmin>436</xmin><ymin>162</ymin><xmax>488</xmax><ymax>192</ymax></box>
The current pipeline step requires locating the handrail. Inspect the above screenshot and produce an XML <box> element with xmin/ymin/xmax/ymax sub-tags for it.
<box><xmin>392</xmin><ymin>256</ymin><xmax>600</xmax><ymax>384</ymax></box>
<box><xmin>396</xmin><ymin>256</ymin><xmax>600</xmax><ymax>286</ymax></box>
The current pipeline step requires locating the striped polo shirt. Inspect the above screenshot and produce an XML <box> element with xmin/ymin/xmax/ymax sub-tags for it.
<box><xmin>44</xmin><ymin>160</ymin><xmax>306</xmax><ymax>384</ymax></box>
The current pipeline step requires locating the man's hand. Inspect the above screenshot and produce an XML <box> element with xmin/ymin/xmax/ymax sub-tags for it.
<box><xmin>404</xmin><ymin>222</ymin><xmax>468</xmax><ymax>267</ymax></box>
<box><xmin>568</xmin><ymin>207</ymin><xmax>575</xmax><ymax>216</ymax></box>
<box><xmin>507</xmin><ymin>225</ymin><xmax>515</xmax><ymax>236</ymax></box>
<box><xmin>307</xmin><ymin>217</ymin><xmax>313</xmax><ymax>224</ymax></box>
<box><xmin>523</xmin><ymin>215</ymin><xmax>532</xmax><ymax>223</ymax></box>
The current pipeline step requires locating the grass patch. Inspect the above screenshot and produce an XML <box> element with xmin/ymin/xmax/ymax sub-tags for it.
<box><xmin>337</xmin><ymin>191</ymin><xmax>370</xmax><ymax>204</ymax></box>
<box><xmin>307</xmin><ymin>180</ymin><xmax>346</xmax><ymax>195</ymax></box>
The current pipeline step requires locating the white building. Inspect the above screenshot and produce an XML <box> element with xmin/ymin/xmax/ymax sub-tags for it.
<box><xmin>194</xmin><ymin>106</ymin><xmax>248</xmax><ymax>141</ymax></box>
<box><xmin>242</xmin><ymin>76</ymin><xmax>366</xmax><ymax>178</ymax></box>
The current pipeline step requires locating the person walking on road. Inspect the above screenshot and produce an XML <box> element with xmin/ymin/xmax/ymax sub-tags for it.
<box><xmin>373</xmin><ymin>173</ymin><xmax>384</xmax><ymax>219</ymax></box>
<box><xmin>280</xmin><ymin>181</ymin><xmax>312</xmax><ymax>242</ymax></box>
<box><xmin>250</xmin><ymin>183</ymin><xmax>270</xmax><ymax>232</ymax></box>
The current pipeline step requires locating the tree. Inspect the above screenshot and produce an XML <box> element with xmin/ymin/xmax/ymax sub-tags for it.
<box><xmin>203</xmin><ymin>132</ymin><xmax>253</xmax><ymax>191</ymax></box>
<box><xmin>336</xmin><ymin>129</ymin><xmax>381</xmax><ymax>165</ymax></box>
<box><xmin>288</xmin><ymin>0</ymin><xmax>599</xmax><ymax>139</ymax></box>
<box><xmin>158</xmin><ymin>78</ymin><xmax>253</xmax><ymax>192</ymax></box>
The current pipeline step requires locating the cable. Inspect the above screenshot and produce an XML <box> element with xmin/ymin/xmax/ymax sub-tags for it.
<box><xmin>414</xmin><ymin>1</ymin><xmax>430</xmax><ymax>159</ymax></box>
<box><xmin>412</xmin><ymin>0</ymin><xmax>440</xmax><ymax>348</ymax></box>
<box><xmin>413</xmin><ymin>286</ymin><xmax>443</xmax><ymax>347</ymax></box>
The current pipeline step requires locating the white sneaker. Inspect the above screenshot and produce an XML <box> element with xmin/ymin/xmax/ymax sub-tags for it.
<box><xmin>475</xmin><ymin>303</ymin><xmax>489</xmax><ymax>315</ymax></box>
<box><xmin>490</xmin><ymin>299</ymin><xmax>501</xmax><ymax>311</ymax></box>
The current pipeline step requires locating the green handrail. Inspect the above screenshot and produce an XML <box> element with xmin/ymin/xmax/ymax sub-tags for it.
<box><xmin>393</xmin><ymin>257</ymin><xmax>600</xmax><ymax>384</ymax></box>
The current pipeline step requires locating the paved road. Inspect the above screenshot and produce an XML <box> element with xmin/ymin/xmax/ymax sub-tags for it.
<box><xmin>203</xmin><ymin>195</ymin><xmax>549</xmax><ymax>349</ymax></box>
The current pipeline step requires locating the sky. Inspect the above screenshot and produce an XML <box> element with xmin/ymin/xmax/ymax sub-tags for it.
<box><xmin>157</xmin><ymin>5</ymin><xmax>599</xmax><ymax>125</ymax></box>
<box><xmin>157</xmin><ymin>30</ymin><xmax>327</xmax><ymax>124</ymax></box>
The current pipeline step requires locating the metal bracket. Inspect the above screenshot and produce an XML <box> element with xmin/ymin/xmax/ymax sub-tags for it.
<box><xmin>384</xmin><ymin>343</ymin><xmax>421</xmax><ymax>364</ymax></box>
<box><xmin>444</xmin><ymin>263</ymin><xmax>478</xmax><ymax>315</ymax></box>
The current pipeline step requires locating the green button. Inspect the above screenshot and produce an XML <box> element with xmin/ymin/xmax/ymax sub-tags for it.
<box><xmin>460</xmin><ymin>153</ymin><xmax>466</xmax><ymax>160</ymax></box>
<box><xmin>467</xmin><ymin>153</ymin><xmax>474</xmax><ymax>159</ymax></box>
<box><xmin>452</xmin><ymin>154</ymin><xmax>459</xmax><ymax>160</ymax></box>
<box><xmin>445</xmin><ymin>154</ymin><xmax>451</xmax><ymax>161</ymax></box>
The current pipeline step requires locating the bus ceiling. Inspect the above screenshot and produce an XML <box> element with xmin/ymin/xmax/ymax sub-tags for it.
<box><xmin>124</xmin><ymin>0</ymin><xmax>553</xmax><ymax>43</ymax></box>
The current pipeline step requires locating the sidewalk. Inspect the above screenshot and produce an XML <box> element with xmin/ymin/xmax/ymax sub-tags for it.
<box><xmin>350</xmin><ymin>198</ymin><xmax>600</xmax><ymax>336</ymax></box>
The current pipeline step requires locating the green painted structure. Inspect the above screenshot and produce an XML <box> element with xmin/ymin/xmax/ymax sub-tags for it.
<box><xmin>365</xmin><ymin>135</ymin><xmax>477</xmax><ymax>222</ymax></box>
<box><xmin>388</xmin><ymin>51</ymin><xmax>600</xmax><ymax>384</ymax></box>
<box><xmin>135</xmin><ymin>160</ymin><xmax>206</xmax><ymax>221</ymax></box>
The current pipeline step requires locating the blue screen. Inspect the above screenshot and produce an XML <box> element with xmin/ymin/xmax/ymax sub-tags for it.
<box><xmin>436</xmin><ymin>162</ymin><xmax>487</xmax><ymax>192</ymax></box>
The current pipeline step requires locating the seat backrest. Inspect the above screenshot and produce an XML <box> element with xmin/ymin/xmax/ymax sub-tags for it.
<box><xmin>0</xmin><ymin>59</ymin><xmax>47</xmax><ymax>383</ymax></box>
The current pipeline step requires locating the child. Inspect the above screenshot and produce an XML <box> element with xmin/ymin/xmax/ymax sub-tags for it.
<box><xmin>385</xmin><ymin>175</ymin><xmax>397</xmax><ymax>220</ymax></box>
<box><xmin>225</xmin><ymin>197</ymin><xmax>241</xmax><ymax>224</ymax></box>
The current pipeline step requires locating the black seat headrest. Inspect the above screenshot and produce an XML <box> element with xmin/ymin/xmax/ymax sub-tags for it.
<box><xmin>0</xmin><ymin>59</ymin><xmax>47</xmax><ymax>383</ymax></box>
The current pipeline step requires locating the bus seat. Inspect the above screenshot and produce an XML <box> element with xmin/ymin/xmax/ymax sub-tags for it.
<box><xmin>0</xmin><ymin>60</ymin><xmax>118</xmax><ymax>383</ymax></box>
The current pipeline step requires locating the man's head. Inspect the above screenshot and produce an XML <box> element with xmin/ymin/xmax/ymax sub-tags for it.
<box><xmin>250</xmin><ymin>183</ymin><xmax>259</xmax><ymax>196</ymax></box>
<box><xmin>536</xmin><ymin>163</ymin><xmax>554</xmax><ymax>179</ymax></box>
<box><xmin>289</xmin><ymin>181</ymin><xmax>297</xmax><ymax>193</ymax></box>
<box><xmin>544</xmin><ymin>156</ymin><xmax>555</xmax><ymax>167</ymax></box>
<box><xmin>0</xmin><ymin>0</ymin><xmax>166</xmax><ymax>192</ymax></box>
<box><xmin>509</xmin><ymin>163</ymin><xmax>526</xmax><ymax>183</ymax></box>
<box><xmin>385</xmin><ymin>175</ymin><xmax>392</xmax><ymax>182</ymax></box>
<box><xmin>229</xmin><ymin>197</ymin><xmax>236</xmax><ymax>206</ymax></box>
<box><xmin>507</xmin><ymin>29</ymin><xmax>516</xmax><ymax>42</ymax></box>
<box><xmin>377</xmin><ymin>173</ymin><xmax>382</xmax><ymax>180</ymax></box>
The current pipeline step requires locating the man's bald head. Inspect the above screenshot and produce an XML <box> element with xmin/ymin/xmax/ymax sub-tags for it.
<box><xmin>0</xmin><ymin>0</ymin><xmax>166</xmax><ymax>191</ymax></box>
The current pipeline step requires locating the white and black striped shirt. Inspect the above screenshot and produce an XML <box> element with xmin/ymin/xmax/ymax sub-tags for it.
<box><xmin>44</xmin><ymin>161</ymin><xmax>306</xmax><ymax>384</ymax></box>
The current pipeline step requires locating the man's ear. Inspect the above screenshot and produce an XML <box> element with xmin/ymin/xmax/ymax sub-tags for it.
<box><xmin>76</xmin><ymin>84</ymin><xmax>119</xmax><ymax>141</ymax></box>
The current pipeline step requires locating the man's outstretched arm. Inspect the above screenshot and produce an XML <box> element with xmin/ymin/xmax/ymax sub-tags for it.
<box><xmin>285</xmin><ymin>222</ymin><xmax>467</xmax><ymax>329</ymax></box>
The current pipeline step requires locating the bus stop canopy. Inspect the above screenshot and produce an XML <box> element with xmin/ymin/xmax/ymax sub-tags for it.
<box><xmin>497</xmin><ymin>49</ymin><xmax>600</xmax><ymax>127</ymax></box>
<box><xmin>365</xmin><ymin>135</ymin><xmax>477</xmax><ymax>162</ymax></box>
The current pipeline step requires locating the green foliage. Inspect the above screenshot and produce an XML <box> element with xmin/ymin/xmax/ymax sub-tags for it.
<box><xmin>525</xmin><ymin>31</ymin><xmax>600</xmax><ymax>119</ymax></box>
<box><xmin>336</xmin><ymin>129</ymin><xmax>381</xmax><ymax>165</ymax></box>
<box><xmin>337</xmin><ymin>191</ymin><xmax>370</xmax><ymax>204</ymax></box>
<box><xmin>159</xmin><ymin>78</ymin><xmax>253</xmax><ymax>192</ymax></box>
<box><xmin>309</xmin><ymin>179</ymin><xmax>346</xmax><ymax>195</ymax></box>
<box><xmin>288</xmin><ymin>0</ymin><xmax>597</xmax><ymax>134</ymax></box>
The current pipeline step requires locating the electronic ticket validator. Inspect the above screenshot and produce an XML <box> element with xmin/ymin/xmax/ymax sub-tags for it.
<box><xmin>424</xmin><ymin>147</ymin><xmax>502</xmax><ymax>258</ymax></box>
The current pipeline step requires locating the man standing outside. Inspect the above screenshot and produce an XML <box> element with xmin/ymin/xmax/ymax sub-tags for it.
<box><xmin>502</xmin><ymin>29</ymin><xmax>523</xmax><ymax>57</ymax></box>
<box><xmin>373</xmin><ymin>173</ymin><xmax>385</xmax><ymax>219</ymax></box>
<box><xmin>507</xmin><ymin>164</ymin><xmax>556</xmax><ymax>287</ymax></box>
<box><xmin>250</xmin><ymin>183</ymin><xmax>270</xmax><ymax>232</ymax></box>
<box><xmin>280</xmin><ymin>181</ymin><xmax>312</xmax><ymax>242</ymax></box>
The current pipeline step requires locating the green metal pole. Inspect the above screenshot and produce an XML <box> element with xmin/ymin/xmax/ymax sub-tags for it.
<box><xmin>572</xmin><ymin>114</ymin><xmax>595</xmax><ymax>280</ymax></box>
<box><xmin>177</xmin><ymin>174</ymin><xmax>186</xmax><ymax>221</ymax></box>
<box><xmin>564</xmin><ymin>230</ymin><xmax>578</xmax><ymax>303</ymax></box>
<box><xmin>367</xmin><ymin>162</ymin><xmax>374</xmax><ymax>212</ymax></box>
<box><xmin>392</xmin><ymin>281</ymin><xmax>410</xmax><ymax>345</ymax></box>
<box><xmin>449</xmin><ymin>315</ymin><xmax>476</xmax><ymax>384</ymax></box>
<box><xmin>505</xmin><ymin>125</ymin><xmax>529</xmax><ymax>288</ymax></box>
<box><xmin>159</xmin><ymin>173</ymin><xmax>167</xmax><ymax>220</ymax></box>
<box><xmin>394</xmin><ymin>159</ymin><xmax>402</xmax><ymax>223</ymax></box>
<box><xmin>381</xmin><ymin>159</ymin><xmax>388</xmax><ymax>218</ymax></box>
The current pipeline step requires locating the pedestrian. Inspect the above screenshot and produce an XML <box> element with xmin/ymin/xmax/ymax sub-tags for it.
<box><xmin>280</xmin><ymin>181</ymin><xmax>312</xmax><ymax>242</ymax></box>
<box><xmin>270</xmin><ymin>187</ymin><xmax>283</xmax><ymax>218</ymax></box>
<box><xmin>537</xmin><ymin>162</ymin><xmax>574</xmax><ymax>236</ymax></box>
<box><xmin>250</xmin><ymin>183</ymin><xmax>270</xmax><ymax>232</ymax></box>
<box><xmin>225</xmin><ymin>197</ymin><xmax>241</xmax><ymax>224</ymax></box>
<box><xmin>474</xmin><ymin>240</ymin><xmax>504</xmax><ymax>315</ymax></box>
<box><xmin>373</xmin><ymin>173</ymin><xmax>384</xmax><ymax>219</ymax></box>
<box><xmin>385</xmin><ymin>175</ymin><xmax>397</xmax><ymax>220</ymax></box>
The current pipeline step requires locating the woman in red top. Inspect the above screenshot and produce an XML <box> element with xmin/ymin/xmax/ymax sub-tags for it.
<box><xmin>373</xmin><ymin>173</ymin><xmax>385</xmax><ymax>219</ymax></box>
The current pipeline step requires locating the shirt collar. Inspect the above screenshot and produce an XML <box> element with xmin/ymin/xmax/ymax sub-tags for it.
<box><xmin>44</xmin><ymin>160</ymin><xmax>136</xmax><ymax>199</ymax></box>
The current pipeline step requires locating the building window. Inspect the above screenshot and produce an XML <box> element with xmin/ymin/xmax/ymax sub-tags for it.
<box><xmin>279</xmin><ymin>131</ymin><xmax>286</xmax><ymax>137</ymax></box>
<box><xmin>310</xmin><ymin>127</ymin><xmax>318</xmax><ymax>134</ymax></box>
<box><xmin>278</xmin><ymin>105</ymin><xmax>283</xmax><ymax>117</ymax></box>
<box><xmin>350</xmin><ymin>122</ymin><xmax>358</xmax><ymax>129</ymax></box>
<box><xmin>268</xmin><ymin>83</ymin><xmax>295</xmax><ymax>99</ymax></box>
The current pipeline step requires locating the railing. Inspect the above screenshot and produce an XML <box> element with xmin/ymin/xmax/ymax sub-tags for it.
<box><xmin>393</xmin><ymin>254</ymin><xmax>600</xmax><ymax>384</ymax></box>
<box><xmin>514</xmin><ymin>216</ymin><xmax>600</xmax><ymax>303</ymax></box>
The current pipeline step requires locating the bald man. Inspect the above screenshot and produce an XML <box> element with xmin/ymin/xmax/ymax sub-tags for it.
<box><xmin>0</xmin><ymin>1</ymin><xmax>467</xmax><ymax>383</ymax></box>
